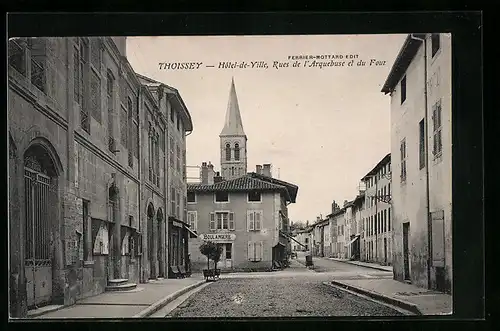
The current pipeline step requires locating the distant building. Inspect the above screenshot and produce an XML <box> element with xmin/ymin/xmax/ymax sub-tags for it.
<box><xmin>381</xmin><ymin>33</ymin><xmax>452</xmax><ymax>293</ymax></box>
<box><xmin>329</xmin><ymin>202</ymin><xmax>346</xmax><ymax>259</ymax></box>
<box><xmin>291</xmin><ymin>228</ymin><xmax>311</xmax><ymax>252</ymax></box>
<box><xmin>186</xmin><ymin>78</ymin><xmax>299</xmax><ymax>271</ymax></box>
<box><xmin>310</xmin><ymin>217</ymin><xmax>329</xmax><ymax>257</ymax></box>
<box><xmin>347</xmin><ymin>193</ymin><xmax>365</xmax><ymax>261</ymax></box>
<box><xmin>187</xmin><ymin>171</ymin><xmax>298</xmax><ymax>271</ymax></box>
<box><xmin>361</xmin><ymin>153</ymin><xmax>392</xmax><ymax>266</ymax></box>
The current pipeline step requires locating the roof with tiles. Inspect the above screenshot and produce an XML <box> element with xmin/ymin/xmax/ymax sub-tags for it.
<box><xmin>187</xmin><ymin>174</ymin><xmax>294</xmax><ymax>202</ymax></box>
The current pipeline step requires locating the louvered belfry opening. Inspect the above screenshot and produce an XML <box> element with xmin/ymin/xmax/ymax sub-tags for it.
<box><xmin>23</xmin><ymin>144</ymin><xmax>58</xmax><ymax>308</ymax></box>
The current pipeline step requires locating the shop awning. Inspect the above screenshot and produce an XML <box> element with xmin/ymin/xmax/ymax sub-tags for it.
<box><xmin>185</xmin><ymin>226</ymin><xmax>198</xmax><ymax>239</ymax></box>
<box><xmin>344</xmin><ymin>235</ymin><xmax>360</xmax><ymax>247</ymax></box>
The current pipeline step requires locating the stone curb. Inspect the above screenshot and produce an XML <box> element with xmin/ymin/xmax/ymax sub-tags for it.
<box><xmin>329</xmin><ymin>258</ymin><xmax>393</xmax><ymax>272</ymax></box>
<box><xmin>134</xmin><ymin>280</ymin><xmax>206</xmax><ymax>318</ymax></box>
<box><xmin>27</xmin><ymin>305</ymin><xmax>65</xmax><ymax>318</ymax></box>
<box><xmin>329</xmin><ymin>280</ymin><xmax>422</xmax><ymax>315</ymax></box>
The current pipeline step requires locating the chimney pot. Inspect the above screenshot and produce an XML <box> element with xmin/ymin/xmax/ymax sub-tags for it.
<box><xmin>202</xmin><ymin>162</ymin><xmax>207</xmax><ymax>167</ymax></box>
<box><xmin>262</xmin><ymin>164</ymin><xmax>272</xmax><ymax>177</ymax></box>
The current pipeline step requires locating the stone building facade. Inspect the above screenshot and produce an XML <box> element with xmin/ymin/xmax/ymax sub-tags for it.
<box><xmin>381</xmin><ymin>33</ymin><xmax>452</xmax><ymax>293</ymax></box>
<box><xmin>136</xmin><ymin>74</ymin><xmax>196</xmax><ymax>280</ymax></box>
<box><xmin>330</xmin><ymin>205</ymin><xmax>346</xmax><ymax>259</ymax></box>
<box><xmin>8</xmin><ymin>37</ymin><xmax>194</xmax><ymax>318</ymax></box>
<box><xmin>361</xmin><ymin>154</ymin><xmax>393</xmax><ymax>266</ymax></box>
<box><xmin>187</xmin><ymin>172</ymin><xmax>298</xmax><ymax>272</ymax></box>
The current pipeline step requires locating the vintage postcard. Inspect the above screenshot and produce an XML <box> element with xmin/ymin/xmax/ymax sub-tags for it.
<box><xmin>8</xmin><ymin>33</ymin><xmax>453</xmax><ymax>319</ymax></box>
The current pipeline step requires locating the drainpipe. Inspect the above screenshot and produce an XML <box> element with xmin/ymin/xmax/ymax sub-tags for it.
<box><xmin>410</xmin><ymin>33</ymin><xmax>432</xmax><ymax>289</ymax></box>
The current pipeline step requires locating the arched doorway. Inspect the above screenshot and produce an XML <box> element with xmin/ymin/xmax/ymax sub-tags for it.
<box><xmin>156</xmin><ymin>209</ymin><xmax>164</xmax><ymax>278</ymax></box>
<box><xmin>23</xmin><ymin>143</ymin><xmax>60</xmax><ymax>308</ymax></box>
<box><xmin>147</xmin><ymin>203</ymin><xmax>155</xmax><ymax>279</ymax></box>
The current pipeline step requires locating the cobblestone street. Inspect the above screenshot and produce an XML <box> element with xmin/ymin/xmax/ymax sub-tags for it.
<box><xmin>167</xmin><ymin>260</ymin><xmax>403</xmax><ymax>318</ymax></box>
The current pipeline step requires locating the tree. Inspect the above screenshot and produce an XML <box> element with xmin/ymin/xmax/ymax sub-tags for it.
<box><xmin>199</xmin><ymin>241</ymin><xmax>223</xmax><ymax>271</ymax></box>
<box><xmin>212</xmin><ymin>244</ymin><xmax>223</xmax><ymax>270</ymax></box>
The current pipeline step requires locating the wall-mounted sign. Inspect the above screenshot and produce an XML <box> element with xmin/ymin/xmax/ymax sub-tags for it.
<box><xmin>199</xmin><ymin>233</ymin><xmax>236</xmax><ymax>242</ymax></box>
<box><xmin>173</xmin><ymin>221</ymin><xmax>184</xmax><ymax>228</ymax></box>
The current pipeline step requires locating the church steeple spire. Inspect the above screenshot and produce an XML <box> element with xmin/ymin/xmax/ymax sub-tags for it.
<box><xmin>220</xmin><ymin>77</ymin><xmax>246</xmax><ymax>137</ymax></box>
<box><xmin>219</xmin><ymin>77</ymin><xmax>248</xmax><ymax>180</ymax></box>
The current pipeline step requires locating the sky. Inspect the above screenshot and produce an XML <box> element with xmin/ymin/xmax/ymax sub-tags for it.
<box><xmin>126</xmin><ymin>34</ymin><xmax>407</xmax><ymax>223</ymax></box>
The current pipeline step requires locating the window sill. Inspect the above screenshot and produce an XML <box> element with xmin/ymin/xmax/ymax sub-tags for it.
<box><xmin>83</xmin><ymin>260</ymin><xmax>94</xmax><ymax>267</ymax></box>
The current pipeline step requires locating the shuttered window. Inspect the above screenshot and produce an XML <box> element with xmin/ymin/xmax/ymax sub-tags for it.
<box><xmin>247</xmin><ymin>210</ymin><xmax>263</xmax><ymax>231</ymax></box>
<box><xmin>188</xmin><ymin>211</ymin><xmax>197</xmax><ymax>232</ymax></box>
<box><xmin>247</xmin><ymin>211</ymin><xmax>254</xmax><ymax>231</ymax></box>
<box><xmin>209</xmin><ymin>212</ymin><xmax>235</xmax><ymax>230</ymax></box>
<box><xmin>229</xmin><ymin>212</ymin><xmax>235</xmax><ymax>230</ymax></box>
<box><xmin>247</xmin><ymin>241</ymin><xmax>263</xmax><ymax>262</ymax></box>
<box><xmin>209</xmin><ymin>212</ymin><xmax>215</xmax><ymax>231</ymax></box>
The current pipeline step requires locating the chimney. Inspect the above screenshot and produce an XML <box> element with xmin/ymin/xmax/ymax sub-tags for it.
<box><xmin>201</xmin><ymin>162</ymin><xmax>208</xmax><ymax>184</ymax></box>
<box><xmin>331</xmin><ymin>200</ymin><xmax>339</xmax><ymax>214</ymax></box>
<box><xmin>256</xmin><ymin>165</ymin><xmax>263</xmax><ymax>174</ymax></box>
<box><xmin>316</xmin><ymin>216</ymin><xmax>321</xmax><ymax>222</ymax></box>
<box><xmin>200</xmin><ymin>162</ymin><xmax>216</xmax><ymax>185</ymax></box>
<box><xmin>207</xmin><ymin>162</ymin><xmax>215</xmax><ymax>184</ymax></box>
<box><xmin>262</xmin><ymin>163</ymin><xmax>272</xmax><ymax>177</ymax></box>
<box><xmin>214</xmin><ymin>171</ymin><xmax>223</xmax><ymax>183</ymax></box>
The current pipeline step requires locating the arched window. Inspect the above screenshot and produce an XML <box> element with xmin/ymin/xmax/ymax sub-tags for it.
<box><xmin>234</xmin><ymin>143</ymin><xmax>240</xmax><ymax>161</ymax></box>
<box><xmin>225</xmin><ymin>143</ymin><xmax>231</xmax><ymax>161</ymax></box>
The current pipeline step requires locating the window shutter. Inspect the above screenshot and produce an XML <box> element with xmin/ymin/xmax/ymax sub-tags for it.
<box><xmin>257</xmin><ymin>241</ymin><xmax>264</xmax><ymax>261</ymax></box>
<box><xmin>247</xmin><ymin>241</ymin><xmax>255</xmax><ymax>261</ymax></box>
<box><xmin>247</xmin><ymin>211</ymin><xmax>254</xmax><ymax>231</ymax></box>
<box><xmin>255</xmin><ymin>211</ymin><xmax>262</xmax><ymax>230</ymax></box>
<box><xmin>209</xmin><ymin>212</ymin><xmax>215</xmax><ymax>231</ymax></box>
<box><xmin>229</xmin><ymin>212</ymin><xmax>235</xmax><ymax>230</ymax></box>
<box><xmin>194</xmin><ymin>212</ymin><xmax>198</xmax><ymax>232</ymax></box>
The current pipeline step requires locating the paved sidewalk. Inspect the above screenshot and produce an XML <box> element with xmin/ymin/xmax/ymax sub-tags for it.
<box><xmin>32</xmin><ymin>275</ymin><xmax>205</xmax><ymax>319</ymax></box>
<box><xmin>330</xmin><ymin>278</ymin><xmax>452</xmax><ymax>315</ymax></box>
<box><xmin>329</xmin><ymin>258</ymin><xmax>393</xmax><ymax>272</ymax></box>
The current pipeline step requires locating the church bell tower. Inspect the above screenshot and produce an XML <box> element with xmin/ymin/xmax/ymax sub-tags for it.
<box><xmin>220</xmin><ymin>77</ymin><xmax>247</xmax><ymax>180</ymax></box>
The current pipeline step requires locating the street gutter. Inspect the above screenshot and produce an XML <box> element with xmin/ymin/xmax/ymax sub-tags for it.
<box><xmin>134</xmin><ymin>280</ymin><xmax>206</xmax><ymax>318</ymax></box>
<box><xmin>327</xmin><ymin>280</ymin><xmax>422</xmax><ymax>315</ymax></box>
<box><xmin>329</xmin><ymin>258</ymin><xmax>393</xmax><ymax>272</ymax></box>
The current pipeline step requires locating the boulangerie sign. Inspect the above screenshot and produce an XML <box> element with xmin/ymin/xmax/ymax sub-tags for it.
<box><xmin>199</xmin><ymin>233</ymin><xmax>236</xmax><ymax>241</ymax></box>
